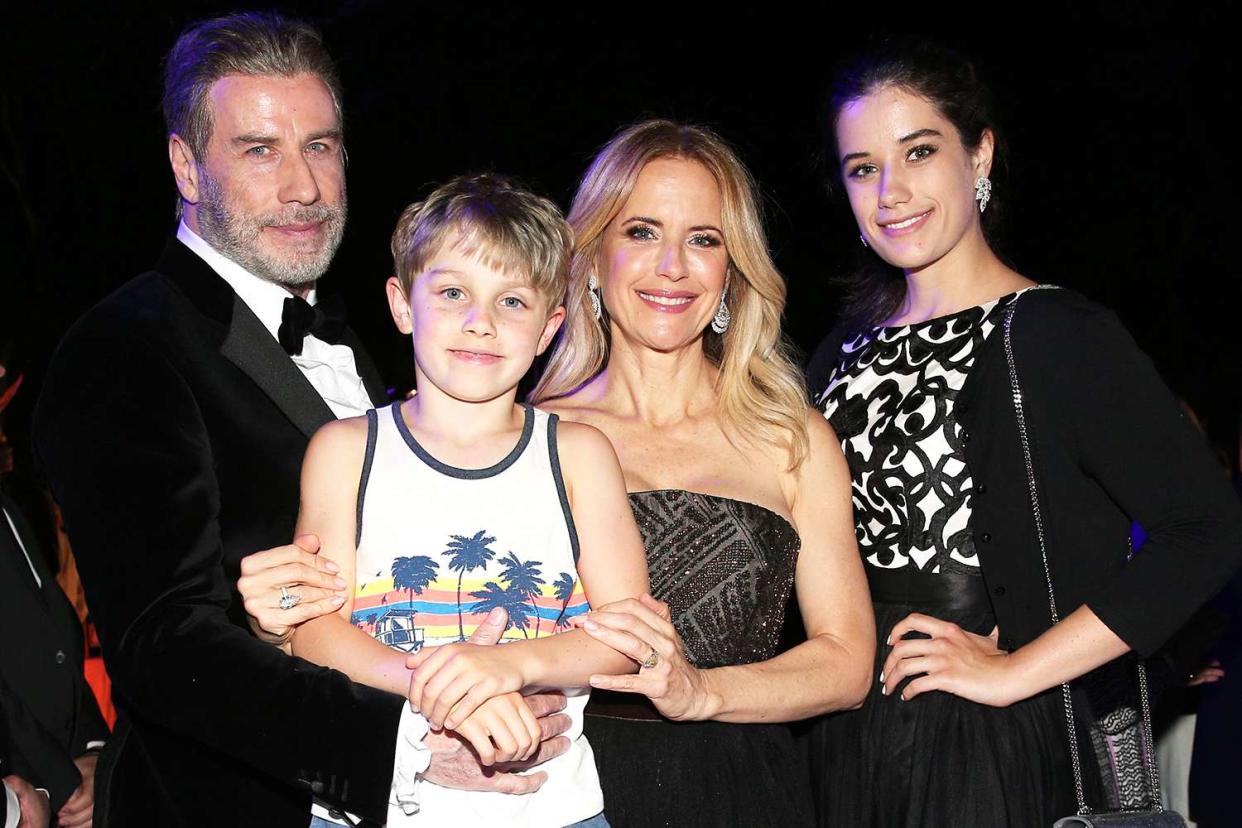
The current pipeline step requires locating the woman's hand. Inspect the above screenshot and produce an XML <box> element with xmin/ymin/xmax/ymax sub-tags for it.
<box><xmin>578</xmin><ymin>594</ymin><xmax>717</xmax><ymax>721</ymax></box>
<box><xmin>406</xmin><ymin>642</ymin><xmax>527</xmax><ymax>730</ymax></box>
<box><xmin>880</xmin><ymin>613</ymin><xmax>1018</xmax><ymax>707</ymax></box>
<box><xmin>450</xmin><ymin>692</ymin><xmax>543</xmax><ymax>766</ymax></box>
<box><xmin>1187</xmin><ymin>659</ymin><xmax>1225</xmax><ymax>687</ymax></box>
<box><xmin>237</xmin><ymin>534</ymin><xmax>347</xmax><ymax>647</ymax></box>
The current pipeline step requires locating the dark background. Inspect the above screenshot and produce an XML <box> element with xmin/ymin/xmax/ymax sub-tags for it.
<box><xmin>2</xmin><ymin>1</ymin><xmax>1238</xmax><ymax>478</ymax></box>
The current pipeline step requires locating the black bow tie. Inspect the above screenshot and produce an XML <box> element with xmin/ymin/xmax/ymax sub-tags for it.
<box><xmin>278</xmin><ymin>294</ymin><xmax>347</xmax><ymax>356</ymax></box>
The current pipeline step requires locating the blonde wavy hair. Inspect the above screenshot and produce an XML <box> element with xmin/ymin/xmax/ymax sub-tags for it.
<box><xmin>531</xmin><ymin>120</ymin><xmax>809</xmax><ymax>469</ymax></box>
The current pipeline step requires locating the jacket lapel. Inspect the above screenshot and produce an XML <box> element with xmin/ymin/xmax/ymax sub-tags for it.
<box><xmin>0</xmin><ymin>496</ymin><xmax>52</xmax><ymax>606</ymax></box>
<box><xmin>158</xmin><ymin>237</ymin><xmax>379</xmax><ymax>435</ymax></box>
<box><xmin>219</xmin><ymin>295</ymin><xmax>335</xmax><ymax>439</ymax></box>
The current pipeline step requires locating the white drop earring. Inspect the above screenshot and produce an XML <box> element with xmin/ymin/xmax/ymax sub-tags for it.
<box><xmin>975</xmin><ymin>176</ymin><xmax>992</xmax><ymax>214</ymax></box>
<box><xmin>711</xmin><ymin>289</ymin><xmax>731</xmax><ymax>334</ymax></box>
<box><xmin>587</xmin><ymin>273</ymin><xmax>602</xmax><ymax>321</ymax></box>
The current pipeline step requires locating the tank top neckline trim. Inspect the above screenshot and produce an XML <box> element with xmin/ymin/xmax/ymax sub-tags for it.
<box><xmin>390</xmin><ymin>401</ymin><xmax>537</xmax><ymax>480</ymax></box>
<box><xmin>627</xmin><ymin>488</ymin><xmax>799</xmax><ymax>541</ymax></box>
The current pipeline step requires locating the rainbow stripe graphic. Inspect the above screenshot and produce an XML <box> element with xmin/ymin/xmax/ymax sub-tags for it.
<box><xmin>352</xmin><ymin>575</ymin><xmax>590</xmax><ymax>650</ymax></box>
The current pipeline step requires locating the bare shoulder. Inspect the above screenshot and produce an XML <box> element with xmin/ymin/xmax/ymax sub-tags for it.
<box><xmin>803</xmin><ymin>405</ymin><xmax>839</xmax><ymax>446</ymax></box>
<box><xmin>532</xmin><ymin>377</ymin><xmax>609</xmax><ymax>426</ymax></box>
<box><xmin>305</xmin><ymin>413</ymin><xmax>371</xmax><ymax>465</ymax></box>
<box><xmin>550</xmin><ymin>417</ymin><xmax>618</xmax><ymax>465</ymax></box>
<box><xmin>536</xmin><ymin>395</ymin><xmax>593</xmax><ymax>424</ymax></box>
<box><xmin>785</xmin><ymin>407</ymin><xmax>849</xmax><ymax>499</ymax></box>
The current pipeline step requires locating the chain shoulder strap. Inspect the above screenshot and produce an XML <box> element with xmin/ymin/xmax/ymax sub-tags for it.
<box><xmin>1001</xmin><ymin>286</ymin><xmax>1162</xmax><ymax>816</ymax></box>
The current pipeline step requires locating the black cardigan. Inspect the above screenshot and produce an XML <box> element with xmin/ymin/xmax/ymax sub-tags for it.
<box><xmin>807</xmin><ymin>288</ymin><xmax>1242</xmax><ymax>657</ymax></box>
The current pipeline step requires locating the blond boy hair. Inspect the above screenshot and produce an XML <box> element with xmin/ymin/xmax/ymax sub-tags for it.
<box><xmin>391</xmin><ymin>173</ymin><xmax>572</xmax><ymax>309</ymax></box>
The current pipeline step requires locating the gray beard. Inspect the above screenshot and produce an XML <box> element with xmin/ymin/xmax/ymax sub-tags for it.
<box><xmin>196</xmin><ymin>170</ymin><xmax>347</xmax><ymax>288</ymax></box>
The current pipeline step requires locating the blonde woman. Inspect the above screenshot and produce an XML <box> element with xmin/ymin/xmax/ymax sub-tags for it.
<box><xmin>532</xmin><ymin>120</ymin><xmax>874</xmax><ymax>827</ymax></box>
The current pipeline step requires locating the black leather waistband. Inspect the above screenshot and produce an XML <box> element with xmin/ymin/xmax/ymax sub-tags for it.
<box><xmin>866</xmin><ymin>565</ymin><xmax>995</xmax><ymax>614</ymax></box>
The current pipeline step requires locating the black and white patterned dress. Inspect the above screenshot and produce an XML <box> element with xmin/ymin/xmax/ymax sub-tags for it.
<box><xmin>806</xmin><ymin>293</ymin><xmax>1074</xmax><ymax>828</ymax></box>
<box><xmin>817</xmin><ymin>296</ymin><xmax>1010</xmax><ymax>579</ymax></box>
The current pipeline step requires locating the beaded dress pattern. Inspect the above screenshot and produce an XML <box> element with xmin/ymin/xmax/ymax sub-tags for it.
<box><xmin>583</xmin><ymin>489</ymin><xmax>814</xmax><ymax>827</ymax></box>
<box><xmin>629</xmin><ymin>489</ymin><xmax>801</xmax><ymax>667</ymax></box>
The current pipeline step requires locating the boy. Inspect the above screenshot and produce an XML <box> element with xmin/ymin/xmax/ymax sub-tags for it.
<box><xmin>291</xmin><ymin>174</ymin><xmax>648</xmax><ymax>827</ymax></box>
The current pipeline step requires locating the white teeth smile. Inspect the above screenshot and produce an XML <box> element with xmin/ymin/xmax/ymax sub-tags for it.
<box><xmin>639</xmin><ymin>292</ymin><xmax>693</xmax><ymax>306</ymax></box>
<box><xmin>886</xmin><ymin>211</ymin><xmax>929</xmax><ymax>229</ymax></box>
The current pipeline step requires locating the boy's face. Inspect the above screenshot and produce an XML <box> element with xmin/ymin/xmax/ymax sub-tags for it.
<box><xmin>387</xmin><ymin>236</ymin><xmax>565</xmax><ymax>405</ymax></box>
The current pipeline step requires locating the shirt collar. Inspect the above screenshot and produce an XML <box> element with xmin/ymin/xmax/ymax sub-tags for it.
<box><xmin>176</xmin><ymin>221</ymin><xmax>317</xmax><ymax>340</ymax></box>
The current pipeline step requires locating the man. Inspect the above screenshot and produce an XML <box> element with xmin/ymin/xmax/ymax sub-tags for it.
<box><xmin>2</xmin><ymin>362</ymin><xmax>107</xmax><ymax>828</ymax></box>
<box><xmin>33</xmin><ymin>13</ymin><xmax>566</xmax><ymax>827</ymax></box>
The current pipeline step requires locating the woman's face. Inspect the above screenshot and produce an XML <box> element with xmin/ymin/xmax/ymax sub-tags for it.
<box><xmin>596</xmin><ymin>157</ymin><xmax>730</xmax><ymax>353</ymax></box>
<box><xmin>836</xmin><ymin>85</ymin><xmax>992</xmax><ymax>272</ymax></box>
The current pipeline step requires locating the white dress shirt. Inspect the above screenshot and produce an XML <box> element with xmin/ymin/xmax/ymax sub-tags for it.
<box><xmin>176</xmin><ymin>222</ymin><xmax>374</xmax><ymax>419</ymax></box>
<box><xmin>3</xmin><ymin>780</ymin><xmax>20</xmax><ymax>828</ymax></box>
<box><xmin>175</xmin><ymin>223</ymin><xmax>431</xmax><ymax>820</ymax></box>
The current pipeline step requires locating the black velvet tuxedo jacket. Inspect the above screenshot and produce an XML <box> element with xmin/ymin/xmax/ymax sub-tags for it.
<box><xmin>33</xmin><ymin>239</ymin><xmax>404</xmax><ymax>827</ymax></box>
<box><xmin>0</xmin><ymin>493</ymin><xmax>109</xmax><ymax>810</ymax></box>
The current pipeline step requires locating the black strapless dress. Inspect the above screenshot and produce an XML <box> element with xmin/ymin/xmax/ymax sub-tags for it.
<box><xmin>584</xmin><ymin>489</ymin><xmax>814</xmax><ymax>828</ymax></box>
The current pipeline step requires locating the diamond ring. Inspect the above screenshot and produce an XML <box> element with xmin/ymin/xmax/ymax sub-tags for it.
<box><xmin>278</xmin><ymin>585</ymin><xmax>301</xmax><ymax>611</ymax></box>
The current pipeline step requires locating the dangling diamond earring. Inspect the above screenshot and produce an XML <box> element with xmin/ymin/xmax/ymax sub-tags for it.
<box><xmin>975</xmin><ymin>176</ymin><xmax>992</xmax><ymax>214</ymax></box>
<box><xmin>711</xmin><ymin>288</ymin><xmax>731</xmax><ymax>334</ymax></box>
<box><xmin>860</xmin><ymin>234</ymin><xmax>869</xmax><ymax>249</ymax></box>
<box><xmin>587</xmin><ymin>273</ymin><xmax>602</xmax><ymax>321</ymax></box>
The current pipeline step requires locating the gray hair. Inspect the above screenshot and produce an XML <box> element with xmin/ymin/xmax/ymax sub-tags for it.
<box><xmin>162</xmin><ymin>12</ymin><xmax>343</xmax><ymax>162</ymax></box>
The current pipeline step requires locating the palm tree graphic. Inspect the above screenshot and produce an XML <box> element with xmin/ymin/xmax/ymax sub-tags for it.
<box><xmin>444</xmin><ymin>531</ymin><xmax>498</xmax><ymax>641</ymax></box>
<box><xmin>551</xmin><ymin>572</ymin><xmax>577</xmax><ymax>631</ymax></box>
<box><xmin>391</xmin><ymin>555</ymin><xmax>439</xmax><ymax>610</ymax></box>
<box><xmin>499</xmin><ymin>552</ymin><xmax>546</xmax><ymax>638</ymax></box>
<box><xmin>470</xmin><ymin>581</ymin><xmax>533</xmax><ymax>636</ymax></box>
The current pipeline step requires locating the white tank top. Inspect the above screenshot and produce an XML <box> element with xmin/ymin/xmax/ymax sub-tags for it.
<box><xmin>354</xmin><ymin>402</ymin><xmax>600</xmax><ymax>827</ymax></box>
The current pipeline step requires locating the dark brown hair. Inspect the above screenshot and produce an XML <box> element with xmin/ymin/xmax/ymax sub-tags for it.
<box><xmin>826</xmin><ymin>39</ymin><xmax>1006</xmax><ymax>331</ymax></box>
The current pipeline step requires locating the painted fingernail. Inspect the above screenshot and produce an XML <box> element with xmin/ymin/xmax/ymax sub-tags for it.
<box><xmin>324</xmin><ymin>560</ymin><xmax>340</xmax><ymax>573</ymax></box>
<box><xmin>900</xmin><ymin>692</ymin><xmax>907</xmax><ymax>702</ymax></box>
<box><xmin>886</xmin><ymin>635</ymin><xmax>892</xmax><ymax>646</ymax></box>
<box><xmin>879</xmin><ymin>671</ymin><xmax>885</xmax><ymax>683</ymax></box>
<box><xmin>880</xmin><ymin>683</ymin><xmax>887</xmax><ymax>696</ymax></box>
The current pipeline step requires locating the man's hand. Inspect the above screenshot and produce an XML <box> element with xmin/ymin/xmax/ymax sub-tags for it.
<box><xmin>54</xmin><ymin>754</ymin><xmax>96</xmax><ymax>828</ymax></box>
<box><xmin>238</xmin><ymin>534</ymin><xmax>347</xmax><ymax>647</ymax></box>
<box><xmin>419</xmin><ymin>607</ymin><xmax>572</xmax><ymax>793</ymax></box>
<box><xmin>3</xmin><ymin>775</ymin><xmax>50</xmax><ymax>828</ymax></box>
<box><xmin>421</xmin><ymin>725</ymin><xmax>571</xmax><ymax>794</ymax></box>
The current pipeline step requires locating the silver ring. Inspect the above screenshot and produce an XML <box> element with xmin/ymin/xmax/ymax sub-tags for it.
<box><xmin>640</xmin><ymin>648</ymin><xmax>659</xmax><ymax>670</ymax></box>
<box><xmin>278</xmin><ymin>585</ymin><xmax>301</xmax><ymax>611</ymax></box>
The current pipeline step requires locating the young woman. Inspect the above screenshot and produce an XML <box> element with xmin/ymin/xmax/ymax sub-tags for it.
<box><xmin>804</xmin><ymin>41</ymin><xmax>1242</xmax><ymax>827</ymax></box>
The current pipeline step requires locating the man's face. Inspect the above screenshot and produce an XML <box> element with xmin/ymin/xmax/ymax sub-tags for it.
<box><xmin>188</xmin><ymin>73</ymin><xmax>346</xmax><ymax>288</ymax></box>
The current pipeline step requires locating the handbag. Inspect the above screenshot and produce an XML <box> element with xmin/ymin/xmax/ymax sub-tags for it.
<box><xmin>1001</xmin><ymin>291</ymin><xmax>1187</xmax><ymax>828</ymax></box>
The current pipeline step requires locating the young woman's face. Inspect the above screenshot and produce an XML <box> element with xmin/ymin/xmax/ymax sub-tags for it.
<box><xmin>835</xmin><ymin>85</ymin><xmax>992</xmax><ymax>273</ymax></box>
